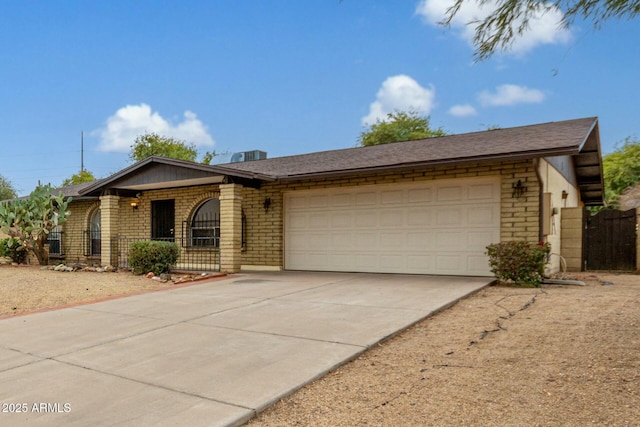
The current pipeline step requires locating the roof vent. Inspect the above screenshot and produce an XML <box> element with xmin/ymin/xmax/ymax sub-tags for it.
<box><xmin>230</xmin><ymin>150</ymin><xmax>267</xmax><ymax>163</ymax></box>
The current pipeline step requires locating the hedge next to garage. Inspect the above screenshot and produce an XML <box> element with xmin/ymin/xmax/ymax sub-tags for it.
<box><xmin>486</xmin><ymin>241</ymin><xmax>551</xmax><ymax>287</ymax></box>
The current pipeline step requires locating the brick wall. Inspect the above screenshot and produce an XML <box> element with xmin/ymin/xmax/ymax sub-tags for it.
<box><xmin>57</xmin><ymin>160</ymin><xmax>541</xmax><ymax>270</ymax></box>
<box><xmin>240</xmin><ymin>159</ymin><xmax>540</xmax><ymax>269</ymax></box>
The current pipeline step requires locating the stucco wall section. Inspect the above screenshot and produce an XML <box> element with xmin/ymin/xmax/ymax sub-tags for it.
<box><xmin>538</xmin><ymin>157</ymin><xmax>583</xmax><ymax>273</ymax></box>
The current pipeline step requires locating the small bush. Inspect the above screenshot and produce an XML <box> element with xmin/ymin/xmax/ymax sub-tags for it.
<box><xmin>128</xmin><ymin>241</ymin><xmax>180</xmax><ymax>275</ymax></box>
<box><xmin>0</xmin><ymin>237</ymin><xmax>28</xmax><ymax>264</ymax></box>
<box><xmin>486</xmin><ymin>241</ymin><xmax>551</xmax><ymax>287</ymax></box>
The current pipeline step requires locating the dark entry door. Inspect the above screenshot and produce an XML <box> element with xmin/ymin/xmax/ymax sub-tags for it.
<box><xmin>584</xmin><ymin>208</ymin><xmax>636</xmax><ymax>271</ymax></box>
<box><xmin>152</xmin><ymin>199</ymin><xmax>175</xmax><ymax>242</ymax></box>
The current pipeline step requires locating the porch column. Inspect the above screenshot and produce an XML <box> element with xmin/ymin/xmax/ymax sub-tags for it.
<box><xmin>99</xmin><ymin>194</ymin><xmax>119</xmax><ymax>267</ymax></box>
<box><xmin>219</xmin><ymin>183</ymin><xmax>243</xmax><ymax>273</ymax></box>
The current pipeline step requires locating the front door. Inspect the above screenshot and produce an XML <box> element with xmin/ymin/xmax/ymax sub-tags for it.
<box><xmin>152</xmin><ymin>199</ymin><xmax>175</xmax><ymax>242</ymax></box>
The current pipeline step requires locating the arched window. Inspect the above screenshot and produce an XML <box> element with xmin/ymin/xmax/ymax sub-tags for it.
<box><xmin>190</xmin><ymin>199</ymin><xmax>220</xmax><ymax>247</ymax></box>
<box><xmin>89</xmin><ymin>208</ymin><xmax>101</xmax><ymax>256</ymax></box>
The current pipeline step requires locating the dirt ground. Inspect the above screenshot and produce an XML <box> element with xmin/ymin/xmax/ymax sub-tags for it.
<box><xmin>0</xmin><ymin>265</ymin><xmax>176</xmax><ymax>316</ymax></box>
<box><xmin>247</xmin><ymin>274</ymin><xmax>639</xmax><ymax>426</ymax></box>
<box><xmin>0</xmin><ymin>266</ymin><xmax>638</xmax><ymax>425</ymax></box>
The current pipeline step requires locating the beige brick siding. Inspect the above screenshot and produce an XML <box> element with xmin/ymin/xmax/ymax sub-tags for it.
<box><xmin>60</xmin><ymin>160</ymin><xmax>542</xmax><ymax>270</ymax></box>
<box><xmin>240</xmin><ymin>160</ymin><xmax>540</xmax><ymax>269</ymax></box>
<box><xmin>560</xmin><ymin>207</ymin><xmax>583</xmax><ymax>271</ymax></box>
<box><xmin>53</xmin><ymin>199</ymin><xmax>101</xmax><ymax>264</ymax></box>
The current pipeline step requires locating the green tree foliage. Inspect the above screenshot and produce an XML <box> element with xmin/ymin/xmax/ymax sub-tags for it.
<box><xmin>602</xmin><ymin>137</ymin><xmax>640</xmax><ymax>207</ymax></box>
<box><xmin>0</xmin><ymin>174</ymin><xmax>17</xmax><ymax>201</ymax></box>
<box><xmin>61</xmin><ymin>170</ymin><xmax>96</xmax><ymax>187</ymax></box>
<box><xmin>358</xmin><ymin>110</ymin><xmax>446</xmax><ymax>146</ymax></box>
<box><xmin>0</xmin><ymin>184</ymin><xmax>71</xmax><ymax>265</ymax></box>
<box><xmin>443</xmin><ymin>0</ymin><xmax>640</xmax><ymax>60</ymax></box>
<box><xmin>130</xmin><ymin>132</ymin><xmax>199</xmax><ymax>162</ymax></box>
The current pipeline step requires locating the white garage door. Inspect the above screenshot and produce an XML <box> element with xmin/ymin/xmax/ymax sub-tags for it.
<box><xmin>284</xmin><ymin>177</ymin><xmax>501</xmax><ymax>276</ymax></box>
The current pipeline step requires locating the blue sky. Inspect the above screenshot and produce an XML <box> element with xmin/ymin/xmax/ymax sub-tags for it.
<box><xmin>2</xmin><ymin>1</ymin><xmax>639</xmax><ymax>196</ymax></box>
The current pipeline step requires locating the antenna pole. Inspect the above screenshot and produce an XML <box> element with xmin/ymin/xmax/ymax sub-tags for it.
<box><xmin>81</xmin><ymin>131</ymin><xmax>84</xmax><ymax>172</ymax></box>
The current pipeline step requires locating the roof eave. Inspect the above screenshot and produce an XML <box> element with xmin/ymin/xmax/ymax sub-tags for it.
<box><xmin>78</xmin><ymin>156</ymin><xmax>274</xmax><ymax>196</ymax></box>
<box><xmin>272</xmin><ymin>148</ymin><xmax>579</xmax><ymax>181</ymax></box>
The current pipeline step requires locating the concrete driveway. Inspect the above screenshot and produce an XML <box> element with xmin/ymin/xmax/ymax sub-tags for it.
<box><xmin>0</xmin><ymin>271</ymin><xmax>492</xmax><ymax>426</ymax></box>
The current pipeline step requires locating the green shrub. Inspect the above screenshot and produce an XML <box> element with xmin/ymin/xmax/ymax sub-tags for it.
<box><xmin>486</xmin><ymin>241</ymin><xmax>551</xmax><ymax>287</ymax></box>
<box><xmin>128</xmin><ymin>240</ymin><xmax>180</xmax><ymax>275</ymax></box>
<box><xmin>0</xmin><ymin>237</ymin><xmax>27</xmax><ymax>264</ymax></box>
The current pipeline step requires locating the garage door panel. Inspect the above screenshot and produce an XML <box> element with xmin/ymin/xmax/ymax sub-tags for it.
<box><xmin>406</xmin><ymin>255</ymin><xmax>436</xmax><ymax>272</ymax></box>
<box><xmin>285</xmin><ymin>177</ymin><xmax>499</xmax><ymax>276</ymax></box>
<box><xmin>330</xmin><ymin>193</ymin><xmax>352</xmax><ymax>207</ymax></box>
<box><xmin>469</xmin><ymin>183</ymin><xmax>497</xmax><ymax>200</ymax></box>
<box><xmin>436</xmin><ymin>208</ymin><xmax>463</xmax><ymax>226</ymax></box>
<box><xmin>355</xmin><ymin>232</ymin><xmax>378</xmax><ymax>249</ymax></box>
<box><xmin>308</xmin><ymin>213</ymin><xmax>329</xmax><ymax>228</ymax></box>
<box><xmin>381</xmin><ymin>190</ymin><xmax>404</xmax><ymax>204</ymax></box>
<box><xmin>355</xmin><ymin>254</ymin><xmax>379</xmax><ymax>270</ymax></box>
<box><xmin>437</xmin><ymin>185</ymin><xmax>465</xmax><ymax>202</ymax></box>
<box><xmin>355</xmin><ymin>191</ymin><xmax>377</xmax><ymax>206</ymax></box>
<box><xmin>381</xmin><ymin>232</ymin><xmax>404</xmax><ymax>249</ymax></box>
<box><xmin>407</xmin><ymin>232</ymin><xmax>436</xmax><ymax>250</ymax></box>
<box><xmin>437</xmin><ymin>231</ymin><xmax>467</xmax><ymax>251</ymax></box>
<box><xmin>332</xmin><ymin>233</ymin><xmax>354</xmax><ymax>249</ymax></box>
<box><xmin>379</xmin><ymin>254</ymin><xmax>405</xmax><ymax>270</ymax></box>
<box><xmin>467</xmin><ymin>255</ymin><xmax>492</xmax><ymax>275</ymax></box>
<box><xmin>436</xmin><ymin>254</ymin><xmax>464</xmax><ymax>272</ymax></box>
<box><xmin>355</xmin><ymin>211</ymin><xmax>378</xmax><ymax>227</ymax></box>
<box><xmin>467</xmin><ymin>230</ymin><xmax>495</xmax><ymax>251</ymax></box>
<box><xmin>309</xmin><ymin>195</ymin><xmax>329</xmax><ymax>208</ymax></box>
<box><xmin>407</xmin><ymin>208</ymin><xmax>432</xmax><ymax>226</ymax></box>
<box><xmin>468</xmin><ymin>206</ymin><xmax>497</xmax><ymax>225</ymax></box>
<box><xmin>330</xmin><ymin>212</ymin><xmax>353</xmax><ymax>228</ymax></box>
<box><xmin>408</xmin><ymin>187</ymin><xmax>433</xmax><ymax>203</ymax></box>
<box><xmin>380</xmin><ymin>209</ymin><xmax>403</xmax><ymax>227</ymax></box>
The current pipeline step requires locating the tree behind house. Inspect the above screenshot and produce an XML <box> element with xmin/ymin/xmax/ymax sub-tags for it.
<box><xmin>130</xmin><ymin>132</ymin><xmax>199</xmax><ymax>162</ymax></box>
<box><xmin>61</xmin><ymin>170</ymin><xmax>96</xmax><ymax>187</ymax></box>
<box><xmin>358</xmin><ymin>110</ymin><xmax>446</xmax><ymax>146</ymax></box>
<box><xmin>0</xmin><ymin>174</ymin><xmax>17</xmax><ymax>201</ymax></box>
<box><xmin>0</xmin><ymin>184</ymin><xmax>71</xmax><ymax>265</ymax></box>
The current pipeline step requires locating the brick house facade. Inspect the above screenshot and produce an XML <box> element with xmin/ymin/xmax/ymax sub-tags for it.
<box><xmin>50</xmin><ymin>117</ymin><xmax>604</xmax><ymax>276</ymax></box>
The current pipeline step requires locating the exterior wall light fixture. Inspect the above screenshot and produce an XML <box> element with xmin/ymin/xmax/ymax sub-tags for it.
<box><xmin>512</xmin><ymin>180</ymin><xmax>526</xmax><ymax>199</ymax></box>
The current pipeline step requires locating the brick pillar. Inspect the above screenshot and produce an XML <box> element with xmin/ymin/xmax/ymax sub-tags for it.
<box><xmin>99</xmin><ymin>195</ymin><xmax>120</xmax><ymax>267</ymax></box>
<box><xmin>219</xmin><ymin>183</ymin><xmax>243</xmax><ymax>273</ymax></box>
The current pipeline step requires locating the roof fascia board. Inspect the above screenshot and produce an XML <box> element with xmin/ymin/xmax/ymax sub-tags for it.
<box><xmin>273</xmin><ymin>148</ymin><xmax>579</xmax><ymax>181</ymax></box>
<box><xmin>78</xmin><ymin>156</ymin><xmax>272</xmax><ymax>196</ymax></box>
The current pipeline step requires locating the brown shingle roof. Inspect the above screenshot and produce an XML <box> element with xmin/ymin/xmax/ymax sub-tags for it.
<box><xmin>221</xmin><ymin>117</ymin><xmax>598</xmax><ymax>179</ymax></box>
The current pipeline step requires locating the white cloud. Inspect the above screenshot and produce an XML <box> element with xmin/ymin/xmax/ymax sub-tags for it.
<box><xmin>95</xmin><ymin>103</ymin><xmax>215</xmax><ymax>152</ymax></box>
<box><xmin>362</xmin><ymin>75</ymin><xmax>436</xmax><ymax>125</ymax></box>
<box><xmin>478</xmin><ymin>84</ymin><xmax>546</xmax><ymax>106</ymax></box>
<box><xmin>415</xmin><ymin>0</ymin><xmax>571</xmax><ymax>56</ymax></box>
<box><xmin>449</xmin><ymin>104</ymin><xmax>477</xmax><ymax>117</ymax></box>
